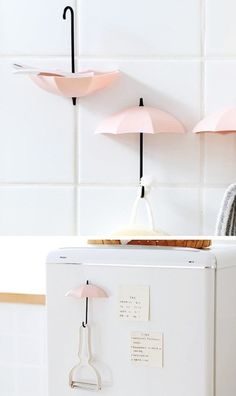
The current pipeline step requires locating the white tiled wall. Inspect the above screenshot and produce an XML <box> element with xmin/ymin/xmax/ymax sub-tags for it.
<box><xmin>1</xmin><ymin>0</ymin><xmax>236</xmax><ymax>235</ymax></box>
<box><xmin>0</xmin><ymin>303</ymin><xmax>47</xmax><ymax>396</ymax></box>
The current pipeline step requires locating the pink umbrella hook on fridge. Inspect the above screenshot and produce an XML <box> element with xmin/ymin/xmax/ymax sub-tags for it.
<box><xmin>66</xmin><ymin>281</ymin><xmax>108</xmax><ymax>390</ymax></box>
<box><xmin>66</xmin><ymin>280</ymin><xmax>108</xmax><ymax>327</ymax></box>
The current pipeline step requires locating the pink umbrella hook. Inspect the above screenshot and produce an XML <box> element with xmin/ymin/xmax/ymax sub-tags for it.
<box><xmin>66</xmin><ymin>280</ymin><xmax>108</xmax><ymax>327</ymax></box>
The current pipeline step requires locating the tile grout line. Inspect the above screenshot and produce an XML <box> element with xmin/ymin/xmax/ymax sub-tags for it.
<box><xmin>74</xmin><ymin>0</ymin><xmax>79</xmax><ymax>236</ymax></box>
<box><xmin>76</xmin><ymin>183</ymin><xmax>229</xmax><ymax>189</ymax></box>
<box><xmin>199</xmin><ymin>0</ymin><xmax>207</xmax><ymax>235</ymax></box>
<box><xmin>0</xmin><ymin>182</ymin><xmax>229</xmax><ymax>188</ymax></box>
<box><xmin>73</xmin><ymin>0</ymin><xmax>79</xmax><ymax>236</ymax></box>
<box><xmin>3</xmin><ymin>54</ymin><xmax>236</xmax><ymax>61</ymax></box>
<box><xmin>0</xmin><ymin>183</ymin><xmax>74</xmax><ymax>187</ymax></box>
<box><xmin>73</xmin><ymin>105</ymin><xmax>78</xmax><ymax>236</ymax></box>
<box><xmin>77</xmin><ymin>54</ymin><xmax>236</xmax><ymax>61</ymax></box>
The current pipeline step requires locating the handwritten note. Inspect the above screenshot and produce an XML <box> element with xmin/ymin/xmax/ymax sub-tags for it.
<box><xmin>118</xmin><ymin>285</ymin><xmax>149</xmax><ymax>321</ymax></box>
<box><xmin>130</xmin><ymin>331</ymin><xmax>163</xmax><ymax>368</ymax></box>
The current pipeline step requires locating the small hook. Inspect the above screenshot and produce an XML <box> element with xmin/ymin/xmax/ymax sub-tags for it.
<box><xmin>63</xmin><ymin>6</ymin><xmax>72</xmax><ymax>21</ymax></box>
<box><xmin>63</xmin><ymin>6</ymin><xmax>70</xmax><ymax>19</ymax></box>
<box><xmin>140</xmin><ymin>185</ymin><xmax>145</xmax><ymax>198</ymax></box>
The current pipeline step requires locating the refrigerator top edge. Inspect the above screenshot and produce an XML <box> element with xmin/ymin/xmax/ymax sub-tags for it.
<box><xmin>208</xmin><ymin>245</ymin><xmax>236</xmax><ymax>269</ymax></box>
<box><xmin>46</xmin><ymin>245</ymin><xmax>220</xmax><ymax>270</ymax></box>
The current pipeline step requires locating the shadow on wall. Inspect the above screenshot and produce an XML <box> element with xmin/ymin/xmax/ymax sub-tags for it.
<box><xmin>81</xmin><ymin>70</ymin><xmax>196</xmax><ymax>128</ymax></box>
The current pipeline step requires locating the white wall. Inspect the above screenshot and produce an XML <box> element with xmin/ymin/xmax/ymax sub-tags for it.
<box><xmin>0</xmin><ymin>303</ymin><xmax>47</xmax><ymax>396</ymax></box>
<box><xmin>1</xmin><ymin>0</ymin><xmax>236</xmax><ymax>236</ymax></box>
<box><xmin>0</xmin><ymin>237</ymin><xmax>86</xmax><ymax>294</ymax></box>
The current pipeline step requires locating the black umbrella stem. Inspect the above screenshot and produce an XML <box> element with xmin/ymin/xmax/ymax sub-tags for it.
<box><xmin>140</xmin><ymin>132</ymin><xmax>144</xmax><ymax>198</ymax></box>
<box><xmin>82</xmin><ymin>280</ymin><xmax>89</xmax><ymax>327</ymax></box>
<box><xmin>139</xmin><ymin>98</ymin><xmax>145</xmax><ymax>198</ymax></box>
<box><xmin>63</xmin><ymin>6</ymin><xmax>76</xmax><ymax>106</ymax></box>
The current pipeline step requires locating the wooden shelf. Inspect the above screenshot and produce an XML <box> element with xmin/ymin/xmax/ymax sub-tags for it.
<box><xmin>0</xmin><ymin>293</ymin><xmax>45</xmax><ymax>305</ymax></box>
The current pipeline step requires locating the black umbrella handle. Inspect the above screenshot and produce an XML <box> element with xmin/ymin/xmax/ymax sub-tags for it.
<box><xmin>63</xmin><ymin>6</ymin><xmax>76</xmax><ymax>106</ymax></box>
<box><xmin>139</xmin><ymin>98</ymin><xmax>145</xmax><ymax>198</ymax></box>
<box><xmin>82</xmin><ymin>280</ymin><xmax>89</xmax><ymax>327</ymax></box>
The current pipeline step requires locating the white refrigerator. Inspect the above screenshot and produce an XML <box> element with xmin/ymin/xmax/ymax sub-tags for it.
<box><xmin>46</xmin><ymin>245</ymin><xmax>236</xmax><ymax>396</ymax></box>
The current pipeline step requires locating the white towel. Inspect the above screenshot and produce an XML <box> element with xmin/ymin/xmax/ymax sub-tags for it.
<box><xmin>215</xmin><ymin>183</ymin><xmax>236</xmax><ymax>236</ymax></box>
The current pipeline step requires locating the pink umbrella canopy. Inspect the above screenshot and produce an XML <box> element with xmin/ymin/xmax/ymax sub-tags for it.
<box><xmin>30</xmin><ymin>70</ymin><xmax>120</xmax><ymax>99</ymax></box>
<box><xmin>95</xmin><ymin>102</ymin><xmax>185</xmax><ymax>134</ymax></box>
<box><xmin>193</xmin><ymin>107</ymin><xmax>236</xmax><ymax>134</ymax></box>
<box><xmin>65</xmin><ymin>283</ymin><xmax>108</xmax><ymax>299</ymax></box>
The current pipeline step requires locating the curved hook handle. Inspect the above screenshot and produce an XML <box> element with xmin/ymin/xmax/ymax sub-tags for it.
<box><xmin>78</xmin><ymin>325</ymin><xmax>91</xmax><ymax>363</ymax></box>
<box><xmin>63</xmin><ymin>6</ymin><xmax>76</xmax><ymax>105</ymax></box>
<box><xmin>130</xmin><ymin>195</ymin><xmax>155</xmax><ymax>231</ymax></box>
<box><xmin>63</xmin><ymin>6</ymin><xmax>74</xmax><ymax>21</ymax></box>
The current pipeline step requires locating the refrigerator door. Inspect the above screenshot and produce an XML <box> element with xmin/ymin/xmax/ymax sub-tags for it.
<box><xmin>47</xmin><ymin>262</ymin><xmax>215</xmax><ymax>396</ymax></box>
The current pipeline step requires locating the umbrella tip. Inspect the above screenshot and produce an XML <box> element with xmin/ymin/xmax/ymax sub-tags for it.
<box><xmin>139</xmin><ymin>98</ymin><xmax>144</xmax><ymax>107</ymax></box>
